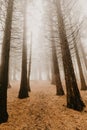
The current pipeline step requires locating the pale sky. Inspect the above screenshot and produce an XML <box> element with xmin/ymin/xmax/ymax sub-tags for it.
<box><xmin>80</xmin><ymin>0</ymin><xmax>87</xmax><ymax>16</ymax></box>
<box><xmin>79</xmin><ymin>0</ymin><xmax>87</xmax><ymax>51</ymax></box>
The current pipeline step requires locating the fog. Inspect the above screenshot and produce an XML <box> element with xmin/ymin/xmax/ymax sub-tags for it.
<box><xmin>0</xmin><ymin>0</ymin><xmax>87</xmax><ymax>80</ymax></box>
<box><xmin>26</xmin><ymin>0</ymin><xmax>87</xmax><ymax>80</ymax></box>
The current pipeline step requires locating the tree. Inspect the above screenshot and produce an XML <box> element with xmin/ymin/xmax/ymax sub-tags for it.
<box><xmin>62</xmin><ymin>0</ymin><xmax>87</xmax><ymax>90</ymax></box>
<box><xmin>56</xmin><ymin>0</ymin><xmax>85</xmax><ymax>111</ymax></box>
<box><xmin>18</xmin><ymin>1</ymin><xmax>29</xmax><ymax>99</ymax></box>
<box><xmin>79</xmin><ymin>40</ymin><xmax>87</xmax><ymax>70</ymax></box>
<box><xmin>50</xmin><ymin>17</ymin><xmax>64</xmax><ymax>95</ymax></box>
<box><xmin>27</xmin><ymin>32</ymin><xmax>32</xmax><ymax>92</ymax></box>
<box><xmin>70</xmin><ymin>25</ymin><xmax>87</xmax><ymax>90</ymax></box>
<box><xmin>51</xmin><ymin>37</ymin><xmax>64</xmax><ymax>95</ymax></box>
<box><xmin>51</xmin><ymin>64</ymin><xmax>56</xmax><ymax>84</ymax></box>
<box><xmin>0</xmin><ymin>0</ymin><xmax>14</xmax><ymax>123</ymax></box>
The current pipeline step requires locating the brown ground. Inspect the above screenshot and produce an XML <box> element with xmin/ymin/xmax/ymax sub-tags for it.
<box><xmin>0</xmin><ymin>81</ymin><xmax>87</xmax><ymax>130</ymax></box>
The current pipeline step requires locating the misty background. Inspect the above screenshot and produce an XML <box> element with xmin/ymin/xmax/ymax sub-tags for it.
<box><xmin>0</xmin><ymin>0</ymin><xmax>87</xmax><ymax>80</ymax></box>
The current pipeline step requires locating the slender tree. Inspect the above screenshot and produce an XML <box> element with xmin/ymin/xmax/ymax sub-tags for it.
<box><xmin>18</xmin><ymin>1</ymin><xmax>29</xmax><ymax>99</ymax></box>
<box><xmin>71</xmin><ymin>30</ymin><xmax>87</xmax><ymax>90</ymax></box>
<box><xmin>27</xmin><ymin>33</ymin><xmax>32</xmax><ymax>92</ymax></box>
<box><xmin>50</xmin><ymin>16</ymin><xmax>64</xmax><ymax>95</ymax></box>
<box><xmin>51</xmin><ymin>64</ymin><xmax>56</xmax><ymax>84</ymax></box>
<box><xmin>0</xmin><ymin>0</ymin><xmax>14</xmax><ymax>123</ymax></box>
<box><xmin>51</xmin><ymin>38</ymin><xmax>64</xmax><ymax>95</ymax></box>
<box><xmin>56</xmin><ymin>0</ymin><xmax>85</xmax><ymax>111</ymax></box>
<box><xmin>79</xmin><ymin>38</ymin><xmax>87</xmax><ymax>70</ymax></box>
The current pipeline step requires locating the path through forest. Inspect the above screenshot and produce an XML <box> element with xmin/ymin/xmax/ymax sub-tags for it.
<box><xmin>0</xmin><ymin>81</ymin><xmax>87</xmax><ymax>130</ymax></box>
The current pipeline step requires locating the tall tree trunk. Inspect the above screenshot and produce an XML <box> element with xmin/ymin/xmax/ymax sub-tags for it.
<box><xmin>51</xmin><ymin>40</ymin><xmax>64</xmax><ymax>95</ymax></box>
<box><xmin>0</xmin><ymin>0</ymin><xmax>14</xmax><ymax>123</ymax></box>
<box><xmin>78</xmin><ymin>33</ymin><xmax>87</xmax><ymax>70</ymax></box>
<box><xmin>50</xmin><ymin>12</ymin><xmax>64</xmax><ymax>95</ymax></box>
<box><xmin>74</xmin><ymin>42</ymin><xmax>87</xmax><ymax>90</ymax></box>
<box><xmin>56</xmin><ymin>0</ymin><xmax>85</xmax><ymax>111</ymax></box>
<box><xmin>0</xmin><ymin>65</ymin><xmax>1</xmax><ymax>83</ymax></box>
<box><xmin>51</xmin><ymin>63</ymin><xmax>56</xmax><ymax>84</ymax></box>
<box><xmin>27</xmin><ymin>33</ymin><xmax>32</xmax><ymax>92</ymax></box>
<box><xmin>69</xmin><ymin>21</ymin><xmax>87</xmax><ymax>90</ymax></box>
<box><xmin>18</xmin><ymin>1</ymin><xmax>29</xmax><ymax>99</ymax></box>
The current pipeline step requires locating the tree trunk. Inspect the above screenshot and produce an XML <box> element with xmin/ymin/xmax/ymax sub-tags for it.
<box><xmin>51</xmin><ymin>64</ymin><xmax>56</xmax><ymax>84</ymax></box>
<box><xmin>51</xmin><ymin>38</ymin><xmax>64</xmax><ymax>95</ymax></box>
<box><xmin>75</xmin><ymin>43</ymin><xmax>87</xmax><ymax>90</ymax></box>
<box><xmin>78</xmin><ymin>34</ymin><xmax>87</xmax><ymax>70</ymax></box>
<box><xmin>27</xmin><ymin>33</ymin><xmax>32</xmax><ymax>92</ymax></box>
<box><xmin>18</xmin><ymin>1</ymin><xmax>29</xmax><ymax>99</ymax></box>
<box><xmin>56</xmin><ymin>0</ymin><xmax>85</xmax><ymax>111</ymax></box>
<box><xmin>69</xmin><ymin>21</ymin><xmax>87</xmax><ymax>90</ymax></box>
<box><xmin>0</xmin><ymin>0</ymin><xmax>14</xmax><ymax>123</ymax></box>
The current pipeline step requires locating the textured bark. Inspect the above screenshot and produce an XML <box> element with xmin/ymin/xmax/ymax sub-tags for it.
<box><xmin>18</xmin><ymin>1</ymin><xmax>29</xmax><ymax>99</ymax></box>
<box><xmin>69</xmin><ymin>19</ymin><xmax>87</xmax><ymax>90</ymax></box>
<box><xmin>0</xmin><ymin>66</ymin><xmax>1</xmax><ymax>82</ymax></box>
<box><xmin>56</xmin><ymin>0</ymin><xmax>85</xmax><ymax>111</ymax></box>
<box><xmin>51</xmin><ymin>41</ymin><xmax>64</xmax><ymax>95</ymax></box>
<box><xmin>0</xmin><ymin>0</ymin><xmax>14</xmax><ymax>123</ymax></box>
<box><xmin>50</xmin><ymin>12</ymin><xmax>64</xmax><ymax>95</ymax></box>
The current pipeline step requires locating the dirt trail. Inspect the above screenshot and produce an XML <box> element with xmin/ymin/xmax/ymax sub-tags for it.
<box><xmin>0</xmin><ymin>81</ymin><xmax>87</xmax><ymax>130</ymax></box>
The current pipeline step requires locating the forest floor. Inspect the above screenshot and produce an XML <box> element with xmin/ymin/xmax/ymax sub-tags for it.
<box><xmin>0</xmin><ymin>81</ymin><xmax>87</xmax><ymax>130</ymax></box>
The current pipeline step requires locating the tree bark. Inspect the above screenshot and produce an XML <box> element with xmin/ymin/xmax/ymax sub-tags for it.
<box><xmin>56</xmin><ymin>0</ymin><xmax>85</xmax><ymax>111</ymax></box>
<box><xmin>51</xmin><ymin>40</ymin><xmax>64</xmax><ymax>95</ymax></box>
<box><xmin>69</xmin><ymin>20</ymin><xmax>87</xmax><ymax>90</ymax></box>
<box><xmin>0</xmin><ymin>0</ymin><xmax>14</xmax><ymax>123</ymax></box>
<box><xmin>18</xmin><ymin>1</ymin><xmax>29</xmax><ymax>99</ymax></box>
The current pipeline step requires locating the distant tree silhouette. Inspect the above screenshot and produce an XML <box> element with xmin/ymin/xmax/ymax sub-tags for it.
<box><xmin>27</xmin><ymin>33</ymin><xmax>32</xmax><ymax>92</ymax></box>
